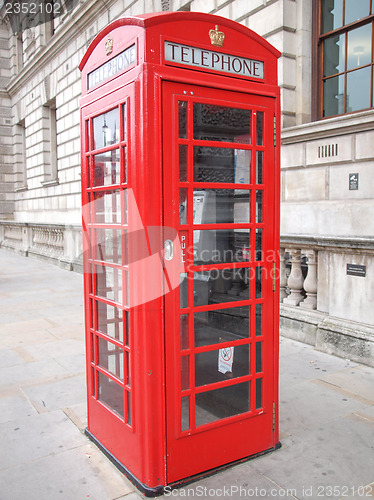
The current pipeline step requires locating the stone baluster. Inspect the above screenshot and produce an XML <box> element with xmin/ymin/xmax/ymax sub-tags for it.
<box><xmin>279</xmin><ymin>248</ymin><xmax>287</xmax><ymax>302</ymax></box>
<box><xmin>283</xmin><ymin>248</ymin><xmax>304</xmax><ymax>306</ymax></box>
<box><xmin>300</xmin><ymin>249</ymin><xmax>317</xmax><ymax>310</ymax></box>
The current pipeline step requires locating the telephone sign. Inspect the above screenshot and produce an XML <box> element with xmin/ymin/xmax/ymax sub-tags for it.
<box><xmin>80</xmin><ymin>11</ymin><xmax>281</xmax><ymax>496</ymax></box>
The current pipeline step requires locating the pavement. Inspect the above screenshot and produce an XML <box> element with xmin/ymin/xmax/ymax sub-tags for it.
<box><xmin>0</xmin><ymin>247</ymin><xmax>373</xmax><ymax>500</ymax></box>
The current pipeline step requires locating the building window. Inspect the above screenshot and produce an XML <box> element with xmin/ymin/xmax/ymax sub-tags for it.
<box><xmin>41</xmin><ymin>98</ymin><xmax>59</xmax><ymax>186</ymax></box>
<box><xmin>317</xmin><ymin>0</ymin><xmax>374</xmax><ymax>118</ymax></box>
<box><xmin>15</xmin><ymin>119</ymin><xmax>28</xmax><ymax>190</ymax></box>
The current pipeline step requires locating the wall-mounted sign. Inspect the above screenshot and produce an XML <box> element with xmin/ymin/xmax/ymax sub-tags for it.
<box><xmin>164</xmin><ymin>41</ymin><xmax>264</xmax><ymax>79</ymax></box>
<box><xmin>88</xmin><ymin>44</ymin><xmax>136</xmax><ymax>89</ymax></box>
<box><xmin>347</xmin><ymin>264</ymin><xmax>366</xmax><ymax>277</ymax></box>
<box><xmin>349</xmin><ymin>173</ymin><xmax>359</xmax><ymax>190</ymax></box>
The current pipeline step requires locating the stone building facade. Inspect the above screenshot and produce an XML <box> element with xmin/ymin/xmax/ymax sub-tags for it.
<box><xmin>0</xmin><ymin>0</ymin><xmax>373</xmax><ymax>365</ymax></box>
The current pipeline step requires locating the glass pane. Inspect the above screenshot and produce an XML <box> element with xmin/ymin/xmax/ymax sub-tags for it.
<box><xmin>195</xmin><ymin>381</ymin><xmax>250</xmax><ymax>426</ymax></box>
<box><xmin>122</xmin><ymin>104</ymin><xmax>127</xmax><ymax>141</ymax></box>
<box><xmin>194</xmin><ymin>269</ymin><xmax>250</xmax><ymax>308</ymax></box>
<box><xmin>255</xmin><ymin>303</ymin><xmax>262</xmax><ymax>337</ymax></box>
<box><xmin>194</xmin><ymin>305</ymin><xmax>250</xmax><ymax>347</ymax></box>
<box><xmin>256</xmin><ymin>191</ymin><xmax>263</xmax><ymax>222</ymax></box>
<box><xmin>347</xmin><ymin>24</ymin><xmax>371</xmax><ymax>70</ymax></box>
<box><xmin>180</xmin><ymin>273</ymin><xmax>188</xmax><ymax>309</ymax></box>
<box><xmin>98</xmin><ymin>372</ymin><xmax>124</xmax><ymax>418</ymax></box>
<box><xmin>256</xmin><ymin>151</ymin><xmax>263</xmax><ymax>184</ymax></box>
<box><xmin>193</xmin><ymin>229</ymin><xmax>250</xmax><ymax>265</ymax></box>
<box><xmin>323</xmin><ymin>34</ymin><xmax>345</xmax><ymax>77</ymax></box>
<box><xmin>93</xmin><ymin>108</ymin><xmax>120</xmax><ymax>150</ymax></box>
<box><xmin>181</xmin><ymin>397</ymin><xmax>190</xmax><ymax>431</ymax></box>
<box><xmin>194</xmin><ymin>146</ymin><xmax>251</xmax><ymax>184</ymax></box>
<box><xmin>179</xmin><ymin>189</ymin><xmax>188</xmax><ymax>224</ymax></box>
<box><xmin>95</xmin><ymin>228</ymin><xmax>121</xmax><ymax>264</ymax></box>
<box><xmin>93</xmin><ymin>190</ymin><xmax>121</xmax><ymax>224</ymax></box>
<box><xmin>93</xmin><ymin>150</ymin><xmax>120</xmax><ymax>186</ymax></box>
<box><xmin>125</xmin><ymin>351</ymin><xmax>130</xmax><ymax>386</ymax></box>
<box><xmin>179</xmin><ymin>101</ymin><xmax>187</xmax><ymax>138</ymax></box>
<box><xmin>193</xmin><ymin>190</ymin><xmax>250</xmax><ymax>224</ymax></box>
<box><xmin>256</xmin><ymin>112</ymin><xmax>263</xmax><ymax>145</ymax></box>
<box><xmin>195</xmin><ymin>344</ymin><xmax>249</xmax><ymax>387</ymax></box>
<box><xmin>181</xmin><ymin>355</ymin><xmax>190</xmax><ymax>390</ymax></box>
<box><xmin>98</xmin><ymin>338</ymin><xmax>124</xmax><ymax>380</ymax></box>
<box><xmin>86</xmin><ymin>120</ymin><xmax>90</xmax><ymax>152</ymax></box>
<box><xmin>346</xmin><ymin>67</ymin><xmax>371</xmax><ymax>112</ymax></box>
<box><xmin>122</xmin><ymin>147</ymin><xmax>127</xmax><ymax>183</ymax></box>
<box><xmin>97</xmin><ymin>302</ymin><xmax>123</xmax><ymax>342</ymax></box>
<box><xmin>256</xmin><ymin>229</ymin><xmax>263</xmax><ymax>262</ymax></box>
<box><xmin>96</xmin><ymin>265</ymin><xmax>122</xmax><ymax>303</ymax></box>
<box><xmin>256</xmin><ymin>267</ymin><xmax>262</xmax><ymax>298</ymax></box>
<box><xmin>179</xmin><ymin>145</ymin><xmax>188</xmax><ymax>182</ymax></box>
<box><xmin>180</xmin><ymin>314</ymin><xmax>189</xmax><ymax>350</ymax></box>
<box><xmin>256</xmin><ymin>342</ymin><xmax>263</xmax><ymax>373</ymax></box>
<box><xmin>323</xmin><ymin>75</ymin><xmax>345</xmax><ymax>117</ymax></box>
<box><xmin>126</xmin><ymin>390</ymin><xmax>131</xmax><ymax>425</ymax></box>
<box><xmin>256</xmin><ymin>378</ymin><xmax>263</xmax><ymax>409</ymax></box>
<box><xmin>345</xmin><ymin>0</ymin><xmax>370</xmax><ymax>25</ymax></box>
<box><xmin>193</xmin><ymin>103</ymin><xmax>251</xmax><ymax>144</ymax></box>
<box><xmin>321</xmin><ymin>0</ymin><xmax>343</xmax><ymax>33</ymax></box>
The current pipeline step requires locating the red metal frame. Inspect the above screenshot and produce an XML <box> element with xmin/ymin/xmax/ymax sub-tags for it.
<box><xmin>79</xmin><ymin>11</ymin><xmax>280</xmax><ymax>494</ymax></box>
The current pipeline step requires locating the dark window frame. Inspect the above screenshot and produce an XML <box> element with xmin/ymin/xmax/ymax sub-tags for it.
<box><xmin>313</xmin><ymin>0</ymin><xmax>374</xmax><ymax>120</ymax></box>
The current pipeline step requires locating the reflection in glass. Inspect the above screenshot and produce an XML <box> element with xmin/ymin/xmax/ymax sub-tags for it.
<box><xmin>126</xmin><ymin>390</ymin><xmax>131</xmax><ymax>425</ymax></box>
<box><xmin>194</xmin><ymin>147</ymin><xmax>251</xmax><ymax>184</ymax></box>
<box><xmin>193</xmin><ymin>229</ymin><xmax>250</xmax><ymax>265</ymax></box>
<box><xmin>194</xmin><ymin>305</ymin><xmax>250</xmax><ymax>347</ymax></box>
<box><xmin>321</xmin><ymin>0</ymin><xmax>343</xmax><ymax>34</ymax></box>
<box><xmin>256</xmin><ymin>342</ymin><xmax>263</xmax><ymax>373</ymax></box>
<box><xmin>256</xmin><ymin>151</ymin><xmax>263</xmax><ymax>185</ymax></box>
<box><xmin>256</xmin><ymin>229</ymin><xmax>263</xmax><ymax>262</ymax></box>
<box><xmin>97</xmin><ymin>302</ymin><xmax>123</xmax><ymax>342</ymax></box>
<box><xmin>93</xmin><ymin>150</ymin><xmax>120</xmax><ymax>186</ymax></box>
<box><xmin>181</xmin><ymin>397</ymin><xmax>190</xmax><ymax>431</ymax></box>
<box><xmin>346</xmin><ymin>67</ymin><xmax>371</xmax><ymax>112</ymax></box>
<box><xmin>181</xmin><ymin>355</ymin><xmax>190</xmax><ymax>390</ymax></box>
<box><xmin>256</xmin><ymin>191</ymin><xmax>263</xmax><ymax>222</ymax></box>
<box><xmin>125</xmin><ymin>351</ymin><xmax>130</xmax><ymax>386</ymax></box>
<box><xmin>95</xmin><ymin>228</ymin><xmax>122</xmax><ymax>264</ymax></box>
<box><xmin>180</xmin><ymin>314</ymin><xmax>189</xmax><ymax>350</ymax></box>
<box><xmin>256</xmin><ymin>112</ymin><xmax>263</xmax><ymax>145</ymax></box>
<box><xmin>98</xmin><ymin>372</ymin><xmax>124</xmax><ymax>418</ymax></box>
<box><xmin>192</xmin><ymin>190</ymin><xmax>250</xmax><ymax>225</ymax></box>
<box><xmin>93</xmin><ymin>108</ymin><xmax>120</xmax><ymax>150</ymax></box>
<box><xmin>194</xmin><ymin>270</ymin><xmax>249</xmax><ymax>308</ymax></box>
<box><xmin>193</xmin><ymin>103</ymin><xmax>251</xmax><ymax>144</ymax></box>
<box><xmin>256</xmin><ymin>378</ymin><xmax>263</xmax><ymax>409</ymax></box>
<box><xmin>195</xmin><ymin>344</ymin><xmax>249</xmax><ymax>387</ymax></box>
<box><xmin>180</xmin><ymin>273</ymin><xmax>188</xmax><ymax>309</ymax></box>
<box><xmin>256</xmin><ymin>267</ymin><xmax>262</xmax><ymax>298</ymax></box>
<box><xmin>256</xmin><ymin>303</ymin><xmax>262</xmax><ymax>337</ymax></box>
<box><xmin>122</xmin><ymin>104</ymin><xmax>127</xmax><ymax>141</ymax></box>
<box><xmin>179</xmin><ymin>145</ymin><xmax>188</xmax><ymax>182</ymax></box>
<box><xmin>96</xmin><ymin>265</ymin><xmax>122</xmax><ymax>303</ymax></box>
<box><xmin>347</xmin><ymin>24</ymin><xmax>371</xmax><ymax>70</ymax></box>
<box><xmin>345</xmin><ymin>0</ymin><xmax>370</xmax><ymax>25</ymax></box>
<box><xmin>179</xmin><ymin>189</ymin><xmax>188</xmax><ymax>224</ymax></box>
<box><xmin>195</xmin><ymin>381</ymin><xmax>250</xmax><ymax>426</ymax></box>
<box><xmin>179</xmin><ymin>101</ymin><xmax>187</xmax><ymax>138</ymax></box>
<box><xmin>93</xmin><ymin>190</ymin><xmax>121</xmax><ymax>224</ymax></box>
<box><xmin>323</xmin><ymin>74</ymin><xmax>345</xmax><ymax>117</ymax></box>
<box><xmin>323</xmin><ymin>35</ymin><xmax>345</xmax><ymax>77</ymax></box>
<box><xmin>98</xmin><ymin>337</ymin><xmax>124</xmax><ymax>380</ymax></box>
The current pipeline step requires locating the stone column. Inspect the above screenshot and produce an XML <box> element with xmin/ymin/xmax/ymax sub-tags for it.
<box><xmin>300</xmin><ymin>249</ymin><xmax>317</xmax><ymax>310</ymax></box>
<box><xmin>279</xmin><ymin>248</ymin><xmax>287</xmax><ymax>302</ymax></box>
<box><xmin>283</xmin><ymin>248</ymin><xmax>304</xmax><ymax>306</ymax></box>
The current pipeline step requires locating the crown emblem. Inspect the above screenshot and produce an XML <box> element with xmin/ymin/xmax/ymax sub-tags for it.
<box><xmin>209</xmin><ymin>25</ymin><xmax>225</xmax><ymax>47</ymax></box>
<box><xmin>105</xmin><ymin>36</ymin><xmax>114</xmax><ymax>56</ymax></box>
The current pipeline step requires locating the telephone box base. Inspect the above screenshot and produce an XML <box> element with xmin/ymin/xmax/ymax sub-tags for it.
<box><xmin>85</xmin><ymin>428</ymin><xmax>281</xmax><ymax>497</ymax></box>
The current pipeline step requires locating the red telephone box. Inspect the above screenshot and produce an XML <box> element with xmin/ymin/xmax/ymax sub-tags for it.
<box><xmin>79</xmin><ymin>11</ymin><xmax>280</xmax><ymax>496</ymax></box>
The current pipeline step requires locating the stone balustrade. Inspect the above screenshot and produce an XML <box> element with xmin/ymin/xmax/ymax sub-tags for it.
<box><xmin>0</xmin><ymin>222</ymin><xmax>82</xmax><ymax>271</ymax></box>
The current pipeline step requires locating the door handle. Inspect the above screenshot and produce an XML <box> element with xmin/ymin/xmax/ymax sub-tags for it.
<box><xmin>164</xmin><ymin>239</ymin><xmax>174</xmax><ymax>261</ymax></box>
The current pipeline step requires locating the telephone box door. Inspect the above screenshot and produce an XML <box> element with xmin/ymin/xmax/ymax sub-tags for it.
<box><xmin>163</xmin><ymin>81</ymin><xmax>279</xmax><ymax>483</ymax></box>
